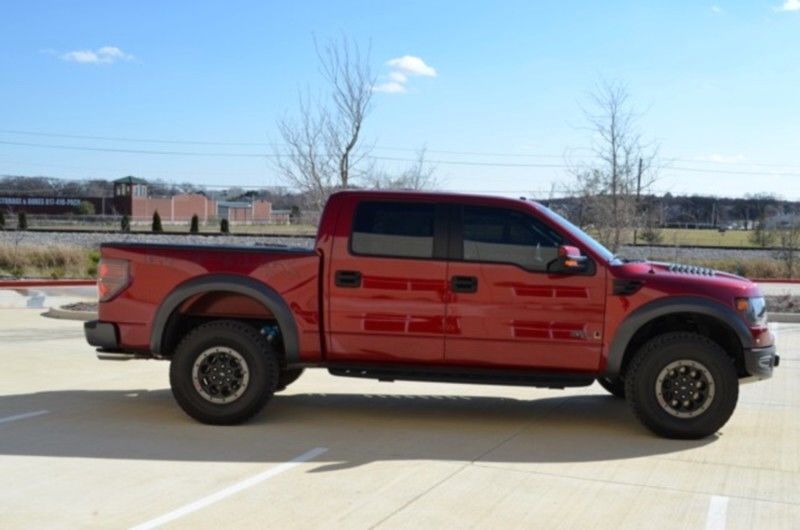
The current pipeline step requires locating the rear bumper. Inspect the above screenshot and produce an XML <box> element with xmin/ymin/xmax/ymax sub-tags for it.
<box><xmin>84</xmin><ymin>320</ymin><xmax>118</xmax><ymax>350</ymax></box>
<box><xmin>743</xmin><ymin>345</ymin><xmax>779</xmax><ymax>381</ymax></box>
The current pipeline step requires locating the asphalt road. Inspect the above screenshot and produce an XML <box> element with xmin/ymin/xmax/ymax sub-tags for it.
<box><xmin>0</xmin><ymin>305</ymin><xmax>798</xmax><ymax>529</ymax></box>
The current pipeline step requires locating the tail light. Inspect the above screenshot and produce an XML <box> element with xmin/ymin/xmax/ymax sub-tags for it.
<box><xmin>98</xmin><ymin>259</ymin><xmax>130</xmax><ymax>302</ymax></box>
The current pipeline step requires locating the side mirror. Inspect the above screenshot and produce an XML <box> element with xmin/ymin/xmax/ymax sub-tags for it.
<box><xmin>558</xmin><ymin>245</ymin><xmax>588</xmax><ymax>271</ymax></box>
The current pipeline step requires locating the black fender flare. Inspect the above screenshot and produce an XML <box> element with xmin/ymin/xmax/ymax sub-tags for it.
<box><xmin>150</xmin><ymin>274</ymin><xmax>300</xmax><ymax>363</ymax></box>
<box><xmin>604</xmin><ymin>296</ymin><xmax>753</xmax><ymax>376</ymax></box>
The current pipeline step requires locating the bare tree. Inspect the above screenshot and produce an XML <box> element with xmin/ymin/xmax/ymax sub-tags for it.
<box><xmin>365</xmin><ymin>147</ymin><xmax>438</xmax><ymax>190</ymax></box>
<box><xmin>774</xmin><ymin>215</ymin><xmax>800</xmax><ymax>278</ymax></box>
<box><xmin>274</xmin><ymin>36</ymin><xmax>375</xmax><ymax>209</ymax></box>
<box><xmin>747</xmin><ymin>193</ymin><xmax>778</xmax><ymax>247</ymax></box>
<box><xmin>275</xmin><ymin>96</ymin><xmax>334</xmax><ymax>210</ymax></box>
<box><xmin>568</xmin><ymin>81</ymin><xmax>658</xmax><ymax>252</ymax></box>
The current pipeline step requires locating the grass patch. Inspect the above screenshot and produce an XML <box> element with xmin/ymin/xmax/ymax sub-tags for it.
<box><xmin>654</xmin><ymin>229</ymin><xmax>754</xmax><ymax>248</ymax></box>
<box><xmin>0</xmin><ymin>243</ymin><xmax>96</xmax><ymax>279</ymax></box>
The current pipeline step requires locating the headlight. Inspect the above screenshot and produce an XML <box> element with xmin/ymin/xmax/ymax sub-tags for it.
<box><xmin>735</xmin><ymin>297</ymin><xmax>767</xmax><ymax>326</ymax></box>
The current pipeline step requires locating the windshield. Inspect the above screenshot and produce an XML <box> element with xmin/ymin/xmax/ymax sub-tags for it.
<box><xmin>534</xmin><ymin>203</ymin><xmax>616</xmax><ymax>263</ymax></box>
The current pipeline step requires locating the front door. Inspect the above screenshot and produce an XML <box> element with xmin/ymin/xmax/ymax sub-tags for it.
<box><xmin>444</xmin><ymin>204</ymin><xmax>606</xmax><ymax>371</ymax></box>
<box><xmin>326</xmin><ymin>199</ymin><xmax>449</xmax><ymax>363</ymax></box>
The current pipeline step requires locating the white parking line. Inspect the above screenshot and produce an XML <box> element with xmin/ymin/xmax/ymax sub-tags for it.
<box><xmin>130</xmin><ymin>447</ymin><xmax>329</xmax><ymax>530</ymax></box>
<box><xmin>0</xmin><ymin>410</ymin><xmax>50</xmax><ymax>425</ymax></box>
<box><xmin>705</xmin><ymin>495</ymin><xmax>729</xmax><ymax>530</ymax></box>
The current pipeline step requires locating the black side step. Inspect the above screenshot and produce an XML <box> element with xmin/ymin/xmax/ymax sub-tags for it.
<box><xmin>327</xmin><ymin>365</ymin><xmax>594</xmax><ymax>389</ymax></box>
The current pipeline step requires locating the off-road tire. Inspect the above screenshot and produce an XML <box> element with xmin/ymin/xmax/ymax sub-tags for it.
<box><xmin>169</xmin><ymin>320</ymin><xmax>279</xmax><ymax>425</ymax></box>
<box><xmin>597</xmin><ymin>376</ymin><xmax>626</xmax><ymax>398</ymax></box>
<box><xmin>625</xmin><ymin>332</ymin><xmax>739</xmax><ymax>439</ymax></box>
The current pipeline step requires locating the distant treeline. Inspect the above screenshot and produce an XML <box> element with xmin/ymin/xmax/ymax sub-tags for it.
<box><xmin>0</xmin><ymin>175</ymin><xmax>793</xmax><ymax>227</ymax></box>
<box><xmin>545</xmin><ymin>192</ymin><xmax>791</xmax><ymax>229</ymax></box>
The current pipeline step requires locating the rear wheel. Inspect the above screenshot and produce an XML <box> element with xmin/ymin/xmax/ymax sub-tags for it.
<box><xmin>597</xmin><ymin>376</ymin><xmax>626</xmax><ymax>398</ymax></box>
<box><xmin>169</xmin><ymin>320</ymin><xmax>279</xmax><ymax>425</ymax></box>
<box><xmin>625</xmin><ymin>332</ymin><xmax>738</xmax><ymax>439</ymax></box>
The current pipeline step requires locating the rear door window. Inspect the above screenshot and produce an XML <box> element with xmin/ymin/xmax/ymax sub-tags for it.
<box><xmin>351</xmin><ymin>201</ymin><xmax>435</xmax><ymax>259</ymax></box>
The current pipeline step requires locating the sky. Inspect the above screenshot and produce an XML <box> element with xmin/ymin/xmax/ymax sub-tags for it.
<box><xmin>1</xmin><ymin>0</ymin><xmax>799</xmax><ymax>199</ymax></box>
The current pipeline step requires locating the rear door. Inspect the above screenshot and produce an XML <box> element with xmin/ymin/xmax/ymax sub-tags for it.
<box><xmin>326</xmin><ymin>198</ymin><xmax>449</xmax><ymax>363</ymax></box>
<box><xmin>444</xmin><ymin>203</ymin><xmax>606</xmax><ymax>371</ymax></box>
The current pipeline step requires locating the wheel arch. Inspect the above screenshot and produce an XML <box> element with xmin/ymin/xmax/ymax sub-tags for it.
<box><xmin>605</xmin><ymin>296</ymin><xmax>753</xmax><ymax>378</ymax></box>
<box><xmin>150</xmin><ymin>274</ymin><xmax>300</xmax><ymax>363</ymax></box>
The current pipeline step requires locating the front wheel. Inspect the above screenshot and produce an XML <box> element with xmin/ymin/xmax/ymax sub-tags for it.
<box><xmin>169</xmin><ymin>320</ymin><xmax>279</xmax><ymax>425</ymax></box>
<box><xmin>625</xmin><ymin>332</ymin><xmax>739</xmax><ymax>439</ymax></box>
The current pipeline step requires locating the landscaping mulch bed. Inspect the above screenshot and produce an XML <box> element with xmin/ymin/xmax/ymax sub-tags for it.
<box><xmin>766</xmin><ymin>295</ymin><xmax>800</xmax><ymax>314</ymax></box>
<box><xmin>61</xmin><ymin>301</ymin><xmax>98</xmax><ymax>312</ymax></box>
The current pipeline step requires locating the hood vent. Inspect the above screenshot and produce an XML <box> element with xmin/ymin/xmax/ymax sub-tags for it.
<box><xmin>613</xmin><ymin>279</ymin><xmax>644</xmax><ymax>296</ymax></box>
<box><xmin>667</xmin><ymin>263</ymin><xmax>716</xmax><ymax>276</ymax></box>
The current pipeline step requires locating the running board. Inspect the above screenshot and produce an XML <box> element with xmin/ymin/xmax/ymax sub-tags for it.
<box><xmin>328</xmin><ymin>365</ymin><xmax>594</xmax><ymax>389</ymax></box>
<box><xmin>96</xmin><ymin>351</ymin><xmax>140</xmax><ymax>361</ymax></box>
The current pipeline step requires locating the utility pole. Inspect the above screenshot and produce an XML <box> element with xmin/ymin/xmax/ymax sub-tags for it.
<box><xmin>633</xmin><ymin>157</ymin><xmax>643</xmax><ymax>245</ymax></box>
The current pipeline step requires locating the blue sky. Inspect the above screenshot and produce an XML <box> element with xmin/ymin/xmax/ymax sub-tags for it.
<box><xmin>1</xmin><ymin>1</ymin><xmax>798</xmax><ymax>198</ymax></box>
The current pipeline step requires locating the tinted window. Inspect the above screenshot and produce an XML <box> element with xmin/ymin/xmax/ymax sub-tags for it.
<box><xmin>462</xmin><ymin>206</ymin><xmax>563</xmax><ymax>271</ymax></box>
<box><xmin>351</xmin><ymin>201</ymin><xmax>435</xmax><ymax>258</ymax></box>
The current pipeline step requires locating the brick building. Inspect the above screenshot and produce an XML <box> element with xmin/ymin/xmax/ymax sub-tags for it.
<box><xmin>113</xmin><ymin>176</ymin><xmax>276</xmax><ymax>223</ymax></box>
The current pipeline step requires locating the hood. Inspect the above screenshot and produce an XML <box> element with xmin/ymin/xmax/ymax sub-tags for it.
<box><xmin>612</xmin><ymin>260</ymin><xmax>761</xmax><ymax>298</ymax></box>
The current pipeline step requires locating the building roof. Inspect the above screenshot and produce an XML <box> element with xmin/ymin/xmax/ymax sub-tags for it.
<box><xmin>217</xmin><ymin>200</ymin><xmax>252</xmax><ymax>208</ymax></box>
<box><xmin>114</xmin><ymin>176</ymin><xmax>148</xmax><ymax>185</ymax></box>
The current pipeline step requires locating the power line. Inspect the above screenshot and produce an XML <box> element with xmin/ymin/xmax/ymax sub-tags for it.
<box><xmin>0</xmin><ymin>128</ymin><xmax>585</xmax><ymax>159</ymax></box>
<box><xmin>0</xmin><ymin>129</ymin><xmax>270</xmax><ymax>147</ymax></box>
<box><xmin>4</xmin><ymin>128</ymin><xmax>800</xmax><ymax>170</ymax></box>
<box><xmin>4</xmin><ymin>138</ymin><xmax>800</xmax><ymax>178</ymax></box>
<box><xmin>0</xmin><ymin>139</ymin><xmax>570</xmax><ymax>168</ymax></box>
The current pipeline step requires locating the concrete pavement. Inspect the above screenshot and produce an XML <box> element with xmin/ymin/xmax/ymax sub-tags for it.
<box><xmin>0</xmin><ymin>307</ymin><xmax>798</xmax><ymax>529</ymax></box>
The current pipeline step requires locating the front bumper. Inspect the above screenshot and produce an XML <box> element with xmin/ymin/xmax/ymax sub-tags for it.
<box><xmin>743</xmin><ymin>345</ymin><xmax>779</xmax><ymax>381</ymax></box>
<box><xmin>84</xmin><ymin>320</ymin><xmax>119</xmax><ymax>350</ymax></box>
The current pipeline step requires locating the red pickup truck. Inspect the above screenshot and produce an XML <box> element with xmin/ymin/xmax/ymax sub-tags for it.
<box><xmin>85</xmin><ymin>190</ymin><xmax>778</xmax><ymax>438</ymax></box>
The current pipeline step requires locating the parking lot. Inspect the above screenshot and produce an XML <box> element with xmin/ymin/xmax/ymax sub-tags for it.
<box><xmin>1</xmin><ymin>297</ymin><xmax>798</xmax><ymax>529</ymax></box>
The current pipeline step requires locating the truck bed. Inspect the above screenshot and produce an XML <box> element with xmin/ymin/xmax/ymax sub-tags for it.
<box><xmin>97</xmin><ymin>241</ymin><xmax>323</xmax><ymax>361</ymax></box>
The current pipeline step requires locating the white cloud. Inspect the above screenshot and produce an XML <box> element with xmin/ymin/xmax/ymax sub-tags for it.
<box><xmin>389</xmin><ymin>71</ymin><xmax>408</xmax><ymax>83</ymax></box>
<box><xmin>373</xmin><ymin>81</ymin><xmax>408</xmax><ymax>94</ymax></box>
<box><xmin>776</xmin><ymin>0</ymin><xmax>800</xmax><ymax>11</ymax></box>
<box><xmin>386</xmin><ymin>55</ymin><xmax>437</xmax><ymax>77</ymax></box>
<box><xmin>374</xmin><ymin>55</ymin><xmax>436</xmax><ymax>95</ymax></box>
<box><xmin>711</xmin><ymin>5</ymin><xmax>723</xmax><ymax>14</ymax></box>
<box><xmin>61</xmin><ymin>46</ymin><xmax>134</xmax><ymax>64</ymax></box>
<box><xmin>698</xmin><ymin>153</ymin><xmax>747</xmax><ymax>163</ymax></box>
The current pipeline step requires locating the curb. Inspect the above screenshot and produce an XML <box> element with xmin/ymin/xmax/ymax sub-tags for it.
<box><xmin>767</xmin><ymin>312</ymin><xmax>800</xmax><ymax>323</ymax></box>
<box><xmin>42</xmin><ymin>306</ymin><xmax>98</xmax><ymax>321</ymax></box>
<box><xmin>0</xmin><ymin>279</ymin><xmax>96</xmax><ymax>288</ymax></box>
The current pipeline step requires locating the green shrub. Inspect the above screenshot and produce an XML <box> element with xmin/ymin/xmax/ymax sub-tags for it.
<box><xmin>11</xmin><ymin>264</ymin><xmax>25</xmax><ymax>278</ymax></box>
<box><xmin>190</xmin><ymin>214</ymin><xmax>199</xmax><ymax>233</ymax></box>
<box><xmin>120</xmin><ymin>214</ymin><xmax>130</xmax><ymax>233</ymax></box>
<box><xmin>17</xmin><ymin>211</ymin><xmax>28</xmax><ymax>230</ymax></box>
<box><xmin>152</xmin><ymin>211</ymin><xmax>163</xmax><ymax>233</ymax></box>
<box><xmin>0</xmin><ymin>210</ymin><xmax>5</xmax><ymax>230</ymax></box>
<box><xmin>87</xmin><ymin>249</ymin><xmax>101</xmax><ymax>277</ymax></box>
<box><xmin>220</xmin><ymin>218</ymin><xmax>230</xmax><ymax>234</ymax></box>
<box><xmin>75</xmin><ymin>201</ymin><xmax>96</xmax><ymax>215</ymax></box>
